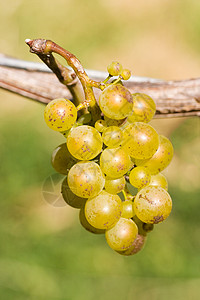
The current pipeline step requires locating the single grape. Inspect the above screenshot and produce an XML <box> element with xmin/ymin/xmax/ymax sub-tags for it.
<box><xmin>67</xmin><ymin>125</ymin><xmax>103</xmax><ymax>160</ymax></box>
<box><xmin>128</xmin><ymin>93</ymin><xmax>156</xmax><ymax>123</ymax></box>
<box><xmin>120</xmin><ymin>69</ymin><xmax>131</xmax><ymax>80</ymax></box>
<box><xmin>67</xmin><ymin>161</ymin><xmax>105</xmax><ymax>198</ymax></box>
<box><xmin>104</xmin><ymin>116</ymin><xmax>126</xmax><ymax>127</ymax></box>
<box><xmin>44</xmin><ymin>98</ymin><xmax>77</xmax><ymax>131</ymax></box>
<box><xmin>61</xmin><ymin>177</ymin><xmax>86</xmax><ymax>208</ymax></box>
<box><xmin>121</xmin><ymin>200</ymin><xmax>135</xmax><ymax>219</ymax></box>
<box><xmin>84</xmin><ymin>190</ymin><xmax>122</xmax><ymax>230</ymax></box>
<box><xmin>79</xmin><ymin>206</ymin><xmax>105</xmax><ymax>234</ymax></box>
<box><xmin>117</xmin><ymin>234</ymin><xmax>146</xmax><ymax>256</ymax></box>
<box><xmin>149</xmin><ymin>173</ymin><xmax>168</xmax><ymax>190</ymax></box>
<box><xmin>100</xmin><ymin>147</ymin><xmax>132</xmax><ymax>178</ymax></box>
<box><xmin>122</xmin><ymin>122</ymin><xmax>159</xmax><ymax>159</ymax></box>
<box><xmin>99</xmin><ymin>84</ymin><xmax>133</xmax><ymax>120</ymax></box>
<box><xmin>94</xmin><ymin>119</ymin><xmax>107</xmax><ymax>132</ymax></box>
<box><xmin>129</xmin><ymin>166</ymin><xmax>151</xmax><ymax>189</ymax></box>
<box><xmin>133</xmin><ymin>186</ymin><xmax>172</xmax><ymax>224</ymax></box>
<box><xmin>135</xmin><ymin>135</ymin><xmax>174</xmax><ymax>174</ymax></box>
<box><xmin>104</xmin><ymin>176</ymin><xmax>125</xmax><ymax>194</ymax></box>
<box><xmin>107</xmin><ymin>61</ymin><xmax>123</xmax><ymax>76</ymax></box>
<box><xmin>51</xmin><ymin>143</ymin><xmax>77</xmax><ymax>175</ymax></box>
<box><xmin>102</xmin><ymin>126</ymin><xmax>123</xmax><ymax>148</ymax></box>
<box><xmin>105</xmin><ymin>217</ymin><xmax>138</xmax><ymax>251</ymax></box>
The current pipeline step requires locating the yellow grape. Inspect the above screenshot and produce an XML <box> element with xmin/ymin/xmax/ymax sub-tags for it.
<box><xmin>51</xmin><ymin>143</ymin><xmax>77</xmax><ymax>175</ymax></box>
<box><xmin>105</xmin><ymin>217</ymin><xmax>138</xmax><ymax>251</ymax></box>
<box><xmin>104</xmin><ymin>176</ymin><xmax>126</xmax><ymax>194</ymax></box>
<box><xmin>67</xmin><ymin>161</ymin><xmax>105</xmax><ymax>198</ymax></box>
<box><xmin>84</xmin><ymin>191</ymin><xmax>122</xmax><ymax>230</ymax></box>
<box><xmin>44</xmin><ymin>98</ymin><xmax>77</xmax><ymax>132</ymax></box>
<box><xmin>102</xmin><ymin>126</ymin><xmax>123</xmax><ymax>148</ymax></box>
<box><xmin>122</xmin><ymin>122</ymin><xmax>159</xmax><ymax>159</ymax></box>
<box><xmin>133</xmin><ymin>186</ymin><xmax>172</xmax><ymax>224</ymax></box>
<box><xmin>107</xmin><ymin>61</ymin><xmax>123</xmax><ymax>76</ymax></box>
<box><xmin>79</xmin><ymin>207</ymin><xmax>105</xmax><ymax>234</ymax></box>
<box><xmin>100</xmin><ymin>147</ymin><xmax>132</xmax><ymax>178</ymax></box>
<box><xmin>99</xmin><ymin>84</ymin><xmax>133</xmax><ymax>120</ymax></box>
<box><xmin>121</xmin><ymin>200</ymin><xmax>135</xmax><ymax>219</ymax></box>
<box><xmin>128</xmin><ymin>93</ymin><xmax>156</xmax><ymax>123</ymax></box>
<box><xmin>129</xmin><ymin>166</ymin><xmax>151</xmax><ymax>189</ymax></box>
<box><xmin>67</xmin><ymin>125</ymin><xmax>103</xmax><ymax>160</ymax></box>
<box><xmin>61</xmin><ymin>177</ymin><xmax>86</xmax><ymax>208</ymax></box>
<box><xmin>135</xmin><ymin>135</ymin><xmax>174</xmax><ymax>174</ymax></box>
<box><xmin>94</xmin><ymin>119</ymin><xmax>107</xmax><ymax>132</ymax></box>
<box><xmin>120</xmin><ymin>69</ymin><xmax>131</xmax><ymax>80</ymax></box>
<box><xmin>117</xmin><ymin>234</ymin><xmax>146</xmax><ymax>256</ymax></box>
<box><xmin>149</xmin><ymin>173</ymin><xmax>168</xmax><ymax>190</ymax></box>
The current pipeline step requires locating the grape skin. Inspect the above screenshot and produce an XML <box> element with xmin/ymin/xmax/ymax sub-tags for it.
<box><xmin>122</xmin><ymin>122</ymin><xmax>159</xmax><ymax>159</ymax></box>
<box><xmin>121</xmin><ymin>200</ymin><xmax>135</xmax><ymax>219</ymax></box>
<box><xmin>107</xmin><ymin>61</ymin><xmax>123</xmax><ymax>76</ymax></box>
<box><xmin>102</xmin><ymin>126</ymin><xmax>123</xmax><ymax>148</ymax></box>
<box><xmin>129</xmin><ymin>166</ymin><xmax>151</xmax><ymax>189</ymax></box>
<box><xmin>44</xmin><ymin>98</ymin><xmax>77</xmax><ymax>132</ymax></box>
<box><xmin>105</xmin><ymin>217</ymin><xmax>138</xmax><ymax>251</ymax></box>
<box><xmin>79</xmin><ymin>206</ymin><xmax>105</xmax><ymax>234</ymax></box>
<box><xmin>99</xmin><ymin>84</ymin><xmax>133</xmax><ymax>120</ymax></box>
<box><xmin>117</xmin><ymin>234</ymin><xmax>146</xmax><ymax>256</ymax></box>
<box><xmin>133</xmin><ymin>186</ymin><xmax>172</xmax><ymax>224</ymax></box>
<box><xmin>67</xmin><ymin>161</ymin><xmax>105</xmax><ymax>198</ymax></box>
<box><xmin>104</xmin><ymin>176</ymin><xmax>125</xmax><ymax>194</ymax></box>
<box><xmin>61</xmin><ymin>177</ymin><xmax>86</xmax><ymax>209</ymax></box>
<box><xmin>149</xmin><ymin>173</ymin><xmax>168</xmax><ymax>190</ymax></box>
<box><xmin>84</xmin><ymin>191</ymin><xmax>122</xmax><ymax>230</ymax></box>
<box><xmin>67</xmin><ymin>125</ymin><xmax>103</xmax><ymax>160</ymax></box>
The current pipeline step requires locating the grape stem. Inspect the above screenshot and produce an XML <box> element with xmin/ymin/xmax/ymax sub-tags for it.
<box><xmin>25</xmin><ymin>39</ymin><xmax>102</xmax><ymax>122</ymax></box>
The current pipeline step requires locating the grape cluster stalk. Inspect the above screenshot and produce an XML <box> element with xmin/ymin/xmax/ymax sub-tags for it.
<box><xmin>42</xmin><ymin>50</ymin><xmax>173</xmax><ymax>256</ymax></box>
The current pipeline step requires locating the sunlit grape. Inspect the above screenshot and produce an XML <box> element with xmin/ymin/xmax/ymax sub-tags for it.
<box><xmin>67</xmin><ymin>125</ymin><xmax>103</xmax><ymax>160</ymax></box>
<box><xmin>107</xmin><ymin>61</ymin><xmax>123</xmax><ymax>76</ymax></box>
<box><xmin>104</xmin><ymin>176</ymin><xmax>125</xmax><ymax>194</ymax></box>
<box><xmin>135</xmin><ymin>135</ymin><xmax>174</xmax><ymax>174</ymax></box>
<box><xmin>128</xmin><ymin>93</ymin><xmax>156</xmax><ymax>123</ymax></box>
<box><xmin>129</xmin><ymin>166</ymin><xmax>151</xmax><ymax>189</ymax></box>
<box><xmin>117</xmin><ymin>234</ymin><xmax>146</xmax><ymax>256</ymax></box>
<box><xmin>121</xmin><ymin>200</ymin><xmax>135</xmax><ymax>219</ymax></box>
<box><xmin>67</xmin><ymin>161</ymin><xmax>105</xmax><ymax>198</ymax></box>
<box><xmin>120</xmin><ymin>69</ymin><xmax>131</xmax><ymax>80</ymax></box>
<box><xmin>84</xmin><ymin>191</ymin><xmax>122</xmax><ymax>230</ymax></box>
<box><xmin>100</xmin><ymin>147</ymin><xmax>132</xmax><ymax>178</ymax></box>
<box><xmin>51</xmin><ymin>143</ymin><xmax>77</xmax><ymax>175</ymax></box>
<box><xmin>149</xmin><ymin>173</ymin><xmax>168</xmax><ymax>190</ymax></box>
<box><xmin>44</xmin><ymin>98</ymin><xmax>77</xmax><ymax>131</ymax></box>
<box><xmin>133</xmin><ymin>186</ymin><xmax>172</xmax><ymax>224</ymax></box>
<box><xmin>79</xmin><ymin>206</ymin><xmax>105</xmax><ymax>234</ymax></box>
<box><xmin>61</xmin><ymin>177</ymin><xmax>86</xmax><ymax>208</ymax></box>
<box><xmin>102</xmin><ymin>126</ymin><xmax>123</xmax><ymax>148</ymax></box>
<box><xmin>122</xmin><ymin>122</ymin><xmax>159</xmax><ymax>159</ymax></box>
<box><xmin>105</xmin><ymin>217</ymin><xmax>138</xmax><ymax>251</ymax></box>
<box><xmin>99</xmin><ymin>84</ymin><xmax>133</xmax><ymax>120</ymax></box>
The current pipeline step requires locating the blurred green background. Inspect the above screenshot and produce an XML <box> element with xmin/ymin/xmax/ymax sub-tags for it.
<box><xmin>0</xmin><ymin>0</ymin><xmax>200</xmax><ymax>299</ymax></box>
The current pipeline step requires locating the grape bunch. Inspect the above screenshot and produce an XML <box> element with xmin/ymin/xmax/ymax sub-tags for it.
<box><xmin>44</xmin><ymin>61</ymin><xmax>173</xmax><ymax>256</ymax></box>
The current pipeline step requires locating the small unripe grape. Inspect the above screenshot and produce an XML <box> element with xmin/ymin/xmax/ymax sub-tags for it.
<box><xmin>129</xmin><ymin>166</ymin><xmax>151</xmax><ymax>189</ymax></box>
<box><xmin>105</xmin><ymin>218</ymin><xmax>138</xmax><ymax>251</ymax></box>
<box><xmin>94</xmin><ymin>119</ymin><xmax>107</xmax><ymax>132</ymax></box>
<box><xmin>85</xmin><ymin>191</ymin><xmax>122</xmax><ymax>230</ymax></box>
<box><xmin>102</xmin><ymin>126</ymin><xmax>123</xmax><ymax>148</ymax></box>
<box><xmin>133</xmin><ymin>186</ymin><xmax>172</xmax><ymax>224</ymax></box>
<box><xmin>120</xmin><ymin>69</ymin><xmax>131</xmax><ymax>80</ymax></box>
<box><xmin>99</xmin><ymin>84</ymin><xmax>133</xmax><ymax>120</ymax></box>
<box><xmin>67</xmin><ymin>161</ymin><xmax>105</xmax><ymax>198</ymax></box>
<box><xmin>44</xmin><ymin>98</ymin><xmax>77</xmax><ymax>132</ymax></box>
<box><xmin>104</xmin><ymin>176</ymin><xmax>125</xmax><ymax>194</ymax></box>
<box><xmin>107</xmin><ymin>61</ymin><xmax>123</xmax><ymax>76</ymax></box>
<box><xmin>121</xmin><ymin>200</ymin><xmax>135</xmax><ymax>219</ymax></box>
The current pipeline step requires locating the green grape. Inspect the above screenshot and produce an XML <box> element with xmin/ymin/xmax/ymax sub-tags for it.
<box><xmin>94</xmin><ymin>119</ymin><xmax>107</xmax><ymax>132</ymax></box>
<box><xmin>102</xmin><ymin>126</ymin><xmax>123</xmax><ymax>148</ymax></box>
<box><xmin>99</xmin><ymin>84</ymin><xmax>133</xmax><ymax>120</ymax></box>
<box><xmin>100</xmin><ymin>147</ymin><xmax>132</xmax><ymax>178</ymax></box>
<box><xmin>129</xmin><ymin>166</ymin><xmax>151</xmax><ymax>189</ymax></box>
<box><xmin>104</xmin><ymin>176</ymin><xmax>125</xmax><ymax>194</ymax></box>
<box><xmin>61</xmin><ymin>177</ymin><xmax>86</xmax><ymax>208</ymax></box>
<box><xmin>133</xmin><ymin>186</ymin><xmax>172</xmax><ymax>224</ymax></box>
<box><xmin>122</xmin><ymin>122</ymin><xmax>159</xmax><ymax>159</ymax></box>
<box><xmin>128</xmin><ymin>93</ymin><xmax>156</xmax><ymax>123</ymax></box>
<box><xmin>117</xmin><ymin>234</ymin><xmax>146</xmax><ymax>256</ymax></box>
<box><xmin>107</xmin><ymin>61</ymin><xmax>123</xmax><ymax>76</ymax></box>
<box><xmin>120</xmin><ymin>69</ymin><xmax>131</xmax><ymax>80</ymax></box>
<box><xmin>67</xmin><ymin>161</ymin><xmax>105</xmax><ymax>198</ymax></box>
<box><xmin>51</xmin><ymin>143</ymin><xmax>77</xmax><ymax>175</ymax></box>
<box><xmin>67</xmin><ymin>125</ymin><xmax>103</xmax><ymax>160</ymax></box>
<box><xmin>44</xmin><ymin>98</ymin><xmax>77</xmax><ymax>132</ymax></box>
<box><xmin>79</xmin><ymin>206</ymin><xmax>105</xmax><ymax>234</ymax></box>
<box><xmin>84</xmin><ymin>190</ymin><xmax>122</xmax><ymax>230</ymax></box>
<box><xmin>135</xmin><ymin>135</ymin><xmax>174</xmax><ymax>174</ymax></box>
<box><xmin>149</xmin><ymin>173</ymin><xmax>168</xmax><ymax>190</ymax></box>
<box><xmin>105</xmin><ymin>217</ymin><xmax>138</xmax><ymax>251</ymax></box>
<box><xmin>121</xmin><ymin>200</ymin><xmax>135</xmax><ymax>219</ymax></box>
